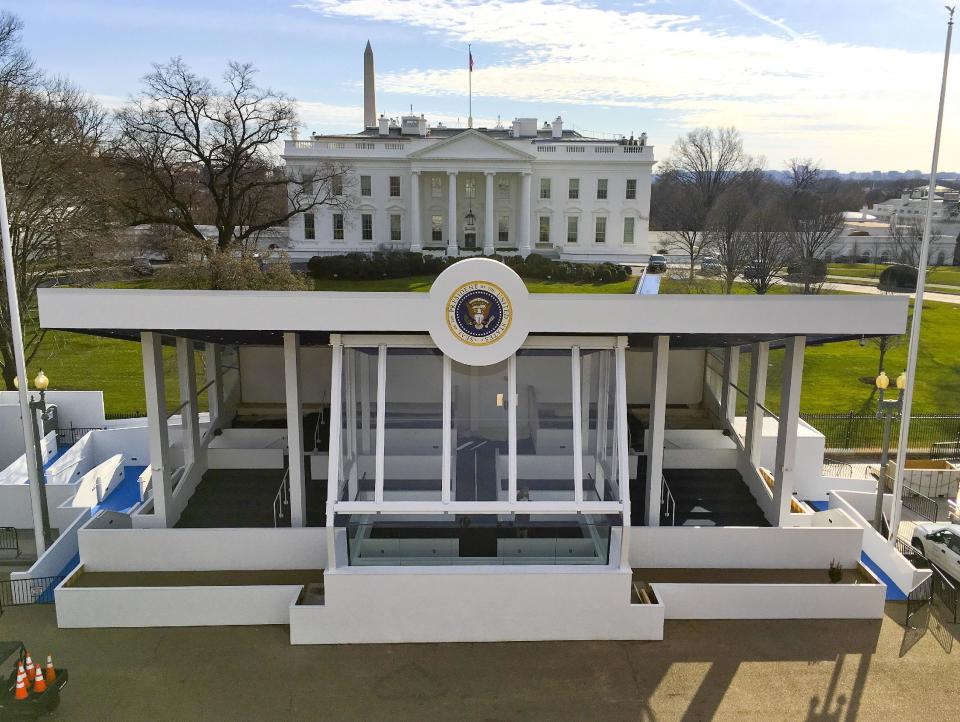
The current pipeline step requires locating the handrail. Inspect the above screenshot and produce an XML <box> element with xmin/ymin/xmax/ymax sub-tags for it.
<box><xmin>660</xmin><ymin>474</ymin><xmax>676</xmax><ymax>526</ymax></box>
<box><xmin>901</xmin><ymin>483</ymin><xmax>939</xmax><ymax>523</ymax></box>
<box><xmin>273</xmin><ymin>468</ymin><xmax>291</xmax><ymax>527</ymax></box>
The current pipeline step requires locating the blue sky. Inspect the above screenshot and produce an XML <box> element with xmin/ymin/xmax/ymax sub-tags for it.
<box><xmin>7</xmin><ymin>0</ymin><xmax>960</xmax><ymax>171</ymax></box>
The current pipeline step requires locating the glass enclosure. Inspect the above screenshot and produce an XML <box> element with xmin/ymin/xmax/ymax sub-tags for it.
<box><xmin>344</xmin><ymin>514</ymin><xmax>614</xmax><ymax>566</ymax></box>
<box><xmin>451</xmin><ymin>359</ymin><xmax>508</xmax><ymax>502</ymax></box>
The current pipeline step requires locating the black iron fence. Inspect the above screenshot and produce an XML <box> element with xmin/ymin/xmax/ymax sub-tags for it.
<box><xmin>902</xmin><ymin>485</ymin><xmax>939</xmax><ymax>523</ymax></box>
<box><xmin>0</xmin><ymin>527</ymin><xmax>19</xmax><ymax>557</ymax></box>
<box><xmin>802</xmin><ymin>412</ymin><xmax>960</xmax><ymax>455</ymax></box>
<box><xmin>55</xmin><ymin>425</ymin><xmax>104</xmax><ymax>448</ymax></box>
<box><xmin>0</xmin><ymin>576</ymin><xmax>64</xmax><ymax>613</ymax></box>
<box><xmin>897</xmin><ymin>537</ymin><xmax>958</xmax><ymax>626</ymax></box>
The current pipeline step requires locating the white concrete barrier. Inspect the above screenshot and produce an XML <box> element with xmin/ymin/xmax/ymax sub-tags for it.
<box><xmin>290</xmin><ymin>566</ymin><xmax>663</xmax><ymax>644</ymax></box>
<box><xmin>78</xmin><ymin>527</ymin><xmax>328</xmax><ymax>572</ymax></box>
<box><xmin>628</xmin><ymin>520</ymin><xmax>863</xmax><ymax>570</ymax></box>
<box><xmin>71</xmin><ymin>454</ymin><xmax>124</xmax><ymax>508</ymax></box>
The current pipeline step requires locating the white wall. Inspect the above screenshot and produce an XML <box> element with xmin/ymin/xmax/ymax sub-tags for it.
<box><xmin>70</xmin><ymin>454</ymin><xmax>125</xmax><ymax>508</ymax></box>
<box><xmin>732</xmin><ymin>416</ymin><xmax>827</xmax><ymax>500</ymax></box>
<box><xmin>0</xmin><ymin>390</ymin><xmax>106</xmax><ymax>428</ymax></box>
<box><xmin>239</xmin><ymin>346</ymin><xmax>331</xmax><ymax>406</ymax></box>
<box><xmin>290</xmin><ymin>565</ymin><xmax>663</xmax><ymax>644</ymax></box>
<box><xmin>78</xmin><ymin>527</ymin><xmax>328</xmax><ymax>572</ymax></box>
<box><xmin>0</xmin><ymin>482</ymin><xmax>82</xmax><ymax>529</ymax></box>
<box><xmin>0</xmin><ymin>431</ymin><xmax>57</xmax><ymax>484</ymax></box>
<box><xmin>628</xmin><ymin>519</ymin><xmax>863</xmax><ymax>570</ymax></box>
<box><xmin>651</xmin><ymin>578</ymin><xmax>886</xmax><ymax>620</ymax></box>
<box><xmin>625</xmin><ymin>349</ymin><xmax>704</xmax><ymax>406</ymax></box>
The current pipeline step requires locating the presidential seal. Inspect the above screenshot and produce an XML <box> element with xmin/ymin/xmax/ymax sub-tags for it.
<box><xmin>446</xmin><ymin>280</ymin><xmax>512</xmax><ymax>346</ymax></box>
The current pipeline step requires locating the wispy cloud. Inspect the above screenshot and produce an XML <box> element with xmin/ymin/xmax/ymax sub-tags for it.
<box><xmin>299</xmin><ymin>0</ymin><xmax>955</xmax><ymax>169</ymax></box>
<box><xmin>730</xmin><ymin>0</ymin><xmax>802</xmax><ymax>40</ymax></box>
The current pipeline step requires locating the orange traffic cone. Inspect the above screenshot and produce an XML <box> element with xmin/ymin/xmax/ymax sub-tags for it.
<box><xmin>32</xmin><ymin>664</ymin><xmax>47</xmax><ymax>694</ymax></box>
<box><xmin>23</xmin><ymin>652</ymin><xmax>34</xmax><ymax>681</ymax></box>
<box><xmin>14</xmin><ymin>663</ymin><xmax>28</xmax><ymax>700</ymax></box>
<box><xmin>44</xmin><ymin>655</ymin><xmax>57</xmax><ymax>684</ymax></box>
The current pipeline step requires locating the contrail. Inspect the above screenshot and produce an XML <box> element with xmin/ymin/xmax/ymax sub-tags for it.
<box><xmin>731</xmin><ymin>0</ymin><xmax>801</xmax><ymax>39</ymax></box>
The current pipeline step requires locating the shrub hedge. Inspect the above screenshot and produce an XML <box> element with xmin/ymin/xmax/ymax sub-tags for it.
<box><xmin>878</xmin><ymin>264</ymin><xmax>918</xmax><ymax>292</ymax></box>
<box><xmin>306</xmin><ymin>251</ymin><xmax>630</xmax><ymax>284</ymax></box>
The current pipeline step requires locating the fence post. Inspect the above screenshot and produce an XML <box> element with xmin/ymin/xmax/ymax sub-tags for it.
<box><xmin>843</xmin><ymin>411</ymin><xmax>855</xmax><ymax>451</ymax></box>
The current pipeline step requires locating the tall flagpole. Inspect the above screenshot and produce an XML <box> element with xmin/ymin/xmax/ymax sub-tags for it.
<box><xmin>887</xmin><ymin>6</ymin><xmax>954</xmax><ymax>544</ymax></box>
<box><xmin>0</xmin><ymin>154</ymin><xmax>48</xmax><ymax>555</ymax></box>
<box><xmin>468</xmin><ymin>44</ymin><xmax>473</xmax><ymax>129</ymax></box>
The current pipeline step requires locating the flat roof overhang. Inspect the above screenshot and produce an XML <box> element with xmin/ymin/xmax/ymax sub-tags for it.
<box><xmin>37</xmin><ymin>288</ymin><xmax>909</xmax><ymax>348</ymax></box>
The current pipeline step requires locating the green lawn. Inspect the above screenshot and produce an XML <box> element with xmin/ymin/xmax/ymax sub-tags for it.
<box><xmin>828</xmin><ymin>263</ymin><xmax>960</xmax><ymax>287</ymax></box>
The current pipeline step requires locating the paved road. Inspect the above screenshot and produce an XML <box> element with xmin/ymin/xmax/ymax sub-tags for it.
<box><xmin>1</xmin><ymin>602</ymin><xmax>956</xmax><ymax>720</ymax></box>
<box><xmin>821</xmin><ymin>280</ymin><xmax>960</xmax><ymax>305</ymax></box>
<box><xmin>827</xmin><ymin>274</ymin><xmax>959</xmax><ymax>293</ymax></box>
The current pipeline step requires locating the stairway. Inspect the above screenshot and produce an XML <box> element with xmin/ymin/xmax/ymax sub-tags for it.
<box><xmin>176</xmin><ymin>468</ymin><xmax>285</xmax><ymax>528</ymax></box>
<box><xmin>663</xmin><ymin>469</ymin><xmax>770</xmax><ymax>527</ymax></box>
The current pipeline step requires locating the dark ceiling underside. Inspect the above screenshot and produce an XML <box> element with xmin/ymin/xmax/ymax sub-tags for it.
<box><xmin>54</xmin><ymin>328</ymin><xmax>873</xmax><ymax>351</ymax></box>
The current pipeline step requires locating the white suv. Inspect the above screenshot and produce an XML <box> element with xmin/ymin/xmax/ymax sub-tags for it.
<box><xmin>912</xmin><ymin>522</ymin><xmax>960</xmax><ymax>583</ymax></box>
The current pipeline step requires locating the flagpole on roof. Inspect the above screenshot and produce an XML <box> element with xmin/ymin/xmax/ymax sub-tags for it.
<box><xmin>886</xmin><ymin>6</ymin><xmax>954</xmax><ymax>545</ymax></box>
<box><xmin>0</xmin><ymin>154</ymin><xmax>49</xmax><ymax>555</ymax></box>
<box><xmin>468</xmin><ymin>44</ymin><xmax>473</xmax><ymax>129</ymax></box>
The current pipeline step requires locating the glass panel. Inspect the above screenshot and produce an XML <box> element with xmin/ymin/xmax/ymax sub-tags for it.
<box><xmin>450</xmin><ymin>359</ymin><xmax>508</xmax><ymax>502</ymax></box>
<box><xmin>345</xmin><ymin>514</ymin><xmax>614</xmax><ymax>566</ymax></box>
<box><xmin>580</xmin><ymin>349</ymin><xmax>618</xmax><ymax>502</ymax></box>
<box><xmin>339</xmin><ymin>347</ymin><xmax>378</xmax><ymax>502</ymax></box>
<box><xmin>384</xmin><ymin>348</ymin><xmax>444</xmax><ymax>501</ymax></box>
<box><xmin>516</xmin><ymin>349</ymin><xmax>575</xmax><ymax>502</ymax></box>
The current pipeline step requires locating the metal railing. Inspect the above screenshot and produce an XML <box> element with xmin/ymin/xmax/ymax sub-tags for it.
<box><xmin>802</xmin><ymin>411</ymin><xmax>960</xmax><ymax>454</ymax></box>
<box><xmin>55</xmin><ymin>425</ymin><xmax>104</xmax><ymax>448</ymax></box>
<box><xmin>898</xmin><ymin>537</ymin><xmax>958</xmax><ymax>626</ymax></box>
<box><xmin>660</xmin><ymin>474</ymin><xmax>676</xmax><ymax>526</ymax></box>
<box><xmin>823</xmin><ymin>456</ymin><xmax>854</xmax><ymax>478</ymax></box>
<box><xmin>0</xmin><ymin>576</ymin><xmax>64</xmax><ymax>613</ymax></box>
<box><xmin>0</xmin><ymin>527</ymin><xmax>19</xmax><ymax>557</ymax></box>
<box><xmin>930</xmin><ymin>440</ymin><xmax>960</xmax><ymax>461</ymax></box>
<box><xmin>931</xmin><ymin>564</ymin><xmax>959</xmax><ymax>624</ymax></box>
<box><xmin>273</xmin><ymin>468</ymin><xmax>291</xmax><ymax>527</ymax></box>
<box><xmin>901</xmin><ymin>484</ymin><xmax>939</xmax><ymax>523</ymax></box>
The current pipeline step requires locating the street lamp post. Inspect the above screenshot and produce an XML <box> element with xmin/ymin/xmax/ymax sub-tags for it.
<box><xmin>873</xmin><ymin>371</ymin><xmax>907</xmax><ymax>534</ymax></box>
<box><xmin>14</xmin><ymin>370</ymin><xmax>54</xmax><ymax>549</ymax></box>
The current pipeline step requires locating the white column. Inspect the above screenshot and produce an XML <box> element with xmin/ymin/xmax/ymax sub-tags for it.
<box><xmin>615</xmin><ymin>338</ymin><xmax>631</xmax><ymax>568</ymax></box>
<box><xmin>141</xmin><ymin>332</ymin><xmax>172</xmax><ymax>527</ymax></box>
<box><xmin>483</xmin><ymin>171</ymin><xmax>495</xmax><ymax>255</ymax></box>
<box><xmin>571</xmin><ymin>348</ymin><xmax>583</xmax><ymax>505</ymax></box>
<box><xmin>447</xmin><ymin>170</ymin><xmax>458</xmax><ymax>257</ymax></box>
<box><xmin>284</xmin><ymin>332</ymin><xmax>306</xmax><ymax>527</ymax></box>
<box><xmin>374</xmin><ymin>345</ymin><xmax>386</xmax><ymax>503</ymax></box>
<box><xmin>519</xmin><ymin>171</ymin><xmax>532</xmax><ymax>257</ymax></box>
<box><xmin>745</xmin><ymin>341</ymin><xmax>769</xmax><ymax>466</ymax></box>
<box><xmin>508</xmin><ymin>353</ymin><xmax>517</xmax><ymax>503</ymax></box>
<box><xmin>645</xmin><ymin>335</ymin><xmax>669</xmax><ymax>527</ymax></box>
<box><xmin>409</xmin><ymin>171</ymin><xmax>422</xmax><ymax>252</ymax></box>
<box><xmin>204</xmin><ymin>343</ymin><xmax>224</xmax><ymax>429</ymax></box>
<box><xmin>773</xmin><ymin>336</ymin><xmax>805</xmax><ymax>526</ymax></box>
<box><xmin>176</xmin><ymin>337</ymin><xmax>200</xmax><ymax>470</ymax></box>
<box><xmin>441</xmin><ymin>355</ymin><xmax>452</xmax><ymax>504</ymax></box>
<box><xmin>720</xmin><ymin>346</ymin><xmax>740</xmax><ymax>428</ymax></box>
<box><xmin>325</xmin><ymin>336</ymin><xmax>343</xmax><ymax>569</ymax></box>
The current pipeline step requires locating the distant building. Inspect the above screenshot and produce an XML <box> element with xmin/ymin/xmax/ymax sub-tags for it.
<box><xmin>282</xmin><ymin>43</ymin><xmax>653</xmax><ymax>264</ymax></box>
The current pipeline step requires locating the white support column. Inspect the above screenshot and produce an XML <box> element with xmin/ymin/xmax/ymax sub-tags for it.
<box><xmin>483</xmin><ymin>171</ymin><xmax>495</xmax><ymax>255</ymax></box>
<box><xmin>141</xmin><ymin>332</ymin><xmax>172</xmax><ymax>527</ymax></box>
<box><xmin>720</xmin><ymin>346</ymin><xmax>740</xmax><ymax>428</ymax></box>
<box><xmin>595</xmin><ymin>351</ymin><xmax>611</xmax><ymax>491</ymax></box>
<box><xmin>441</xmin><ymin>354</ymin><xmax>452</xmax><ymax>504</ymax></box>
<box><xmin>374</xmin><ymin>345</ymin><xmax>386</xmax><ymax>504</ymax></box>
<box><xmin>615</xmin><ymin>338</ymin><xmax>631</xmax><ymax>568</ymax></box>
<box><xmin>176</xmin><ymin>337</ymin><xmax>201</xmax><ymax>470</ymax></box>
<box><xmin>508</xmin><ymin>353</ymin><xmax>517</xmax><ymax>503</ymax></box>
<box><xmin>745</xmin><ymin>341</ymin><xmax>769</xmax><ymax>466</ymax></box>
<box><xmin>325</xmin><ymin>336</ymin><xmax>343</xmax><ymax>570</ymax></box>
<box><xmin>571</xmin><ymin>347</ymin><xmax>583</xmax><ymax>505</ymax></box>
<box><xmin>345</xmin><ymin>350</ymin><xmax>358</xmax><ymax>502</ymax></box>
<box><xmin>447</xmin><ymin>170</ymin><xmax>458</xmax><ymax>257</ymax></box>
<box><xmin>409</xmin><ymin>171</ymin><xmax>422</xmax><ymax>252</ymax></box>
<box><xmin>359</xmin><ymin>352</ymin><xmax>372</xmax><ymax>453</ymax></box>
<box><xmin>283</xmin><ymin>332</ymin><xmax>307</xmax><ymax>527</ymax></box>
<box><xmin>773</xmin><ymin>336</ymin><xmax>806</xmax><ymax>526</ymax></box>
<box><xmin>519</xmin><ymin>171</ymin><xmax>532</xmax><ymax>257</ymax></box>
<box><xmin>645</xmin><ymin>335</ymin><xmax>670</xmax><ymax>527</ymax></box>
<box><xmin>204</xmin><ymin>343</ymin><xmax>224</xmax><ymax>429</ymax></box>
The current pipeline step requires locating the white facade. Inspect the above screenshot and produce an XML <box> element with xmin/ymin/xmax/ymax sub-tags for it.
<box><xmin>283</xmin><ymin>125</ymin><xmax>654</xmax><ymax>263</ymax></box>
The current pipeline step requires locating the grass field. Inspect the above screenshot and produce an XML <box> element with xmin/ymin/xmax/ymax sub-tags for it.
<box><xmin>828</xmin><ymin>263</ymin><xmax>960</xmax><ymax>287</ymax></box>
<box><xmin>23</xmin><ymin>272</ymin><xmax>960</xmax><ymax>416</ymax></box>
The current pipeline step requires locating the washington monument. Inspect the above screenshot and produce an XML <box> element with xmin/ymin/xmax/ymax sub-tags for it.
<box><xmin>364</xmin><ymin>40</ymin><xmax>376</xmax><ymax>128</ymax></box>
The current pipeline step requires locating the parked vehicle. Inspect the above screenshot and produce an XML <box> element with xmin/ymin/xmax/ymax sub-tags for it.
<box><xmin>742</xmin><ymin>262</ymin><xmax>763</xmax><ymax>281</ymax></box>
<box><xmin>646</xmin><ymin>255</ymin><xmax>667</xmax><ymax>274</ymax></box>
<box><xmin>131</xmin><ymin>256</ymin><xmax>155</xmax><ymax>276</ymax></box>
<box><xmin>912</xmin><ymin>522</ymin><xmax>960</xmax><ymax>583</ymax></box>
<box><xmin>699</xmin><ymin>256</ymin><xmax>721</xmax><ymax>276</ymax></box>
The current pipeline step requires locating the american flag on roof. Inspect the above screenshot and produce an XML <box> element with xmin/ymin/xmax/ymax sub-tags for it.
<box><xmin>469</xmin><ymin>47</ymin><xmax>474</xmax><ymax>72</ymax></box>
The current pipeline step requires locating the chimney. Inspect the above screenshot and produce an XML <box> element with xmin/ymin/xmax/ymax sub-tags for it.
<box><xmin>378</xmin><ymin>114</ymin><xmax>389</xmax><ymax>136</ymax></box>
<box><xmin>551</xmin><ymin>115</ymin><xmax>563</xmax><ymax>139</ymax></box>
<box><xmin>418</xmin><ymin>114</ymin><xmax>427</xmax><ymax>136</ymax></box>
<box><xmin>364</xmin><ymin>41</ymin><xmax>376</xmax><ymax>129</ymax></box>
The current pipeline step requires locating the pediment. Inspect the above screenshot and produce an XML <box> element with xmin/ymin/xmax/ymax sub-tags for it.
<box><xmin>408</xmin><ymin>130</ymin><xmax>535</xmax><ymax>161</ymax></box>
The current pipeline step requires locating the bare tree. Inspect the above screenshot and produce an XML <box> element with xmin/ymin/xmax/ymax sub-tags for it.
<box><xmin>785</xmin><ymin>158</ymin><xmax>822</xmax><ymax>192</ymax></box>
<box><xmin>0</xmin><ymin>13</ymin><xmax>113</xmax><ymax>390</ymax></box>
<box><xmin>704</xmin><ymin>187</ymin><xmax>754</xmax><ymax>293</ymax></box>
<box><xmin>655</xmin><ymin>170</ymin><xmax>709</xmax><ymax>279</ymax></box>
<box><xmin>112</xmin><ymin>58</ymin><xmax>349</xmax><ymax>253</ymax></box>
<box><xmin>890</xmin><ymin>214</ymin><xmax>931</xmax><ymax>267</ymax></box>
<box><xmin>742</xmin><ymin>204</ymin><xmax>791</xmax><ymax>295</ymax></box>
<box><xmin>659</xmin><ymin>127</ymin><xmax>751</xmax><ymax>209</ymax></box>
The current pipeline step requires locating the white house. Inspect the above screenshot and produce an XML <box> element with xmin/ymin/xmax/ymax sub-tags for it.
<box><xmin>33</xmin><ymin>259</ymin><xmax>916</xmax><ymax>643</ymax></box>
<box><xmin>282</xmin><ymin>43</ymin><xmax>653</xmax><ymax>264</ymax></box>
